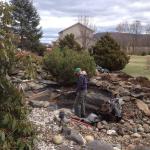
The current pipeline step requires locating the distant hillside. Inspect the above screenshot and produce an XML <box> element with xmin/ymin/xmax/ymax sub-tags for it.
<box><xmin>94</xmin><ymin>32</ymin><xmax>150</xmax><ymax>54</ymax></box>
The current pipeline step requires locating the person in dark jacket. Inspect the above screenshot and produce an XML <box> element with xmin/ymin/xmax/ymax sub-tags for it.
<box><xmin>74</xmin><ymin>68</ymin><xmax>88</xmax><ymax>118</ymax></box>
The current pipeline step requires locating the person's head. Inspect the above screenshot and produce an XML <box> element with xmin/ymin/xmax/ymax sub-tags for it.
<box><xmin>74</xmin><ymin>68</ymin><xmax>81</xmax><ymax>76</ymax></box>
<box><xmin>81</xmin><ymin>70</ymin><xmax>87</xmax><ymax>76</ymax></box>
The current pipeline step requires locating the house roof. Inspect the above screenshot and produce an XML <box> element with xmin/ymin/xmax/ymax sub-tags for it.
<box><xmin>59</xmin><ymin>22</ymin><xmax>94</xmax><ymax>34</ymax></box>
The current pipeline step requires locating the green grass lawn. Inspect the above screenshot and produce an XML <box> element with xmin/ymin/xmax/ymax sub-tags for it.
<box><xmin>123</xmin><ymin>55</ymin><xmax>150</xmax><ymax>79</ymax></box>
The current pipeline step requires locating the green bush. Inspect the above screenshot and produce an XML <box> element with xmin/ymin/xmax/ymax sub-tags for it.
<box><xmin>92</xmin><ymin>33</ymin><xmax>129</xmax><ymax>71</ymax></box>
<box><xmin>59</xmin><ymin>34</ymin><xmax>82</xmax><ymax>51</ymax></box>
<box><xmin>0</xmin><ymin>77</ymin><xmax>35</xmax><ymax>149</ymax></box>
<box><xmin>32</xmin><ymin>43</ymin><xmax>46</xmax><ymax>56</ymax></box>
<box><xmin>44</xmin><ymin>48</ymin><xmax>96</xmax><ymax>84</ymax></box>
<box><xmin>0</xmin><ymin>2</ymin><xmax>35</xmax><ymax>149</ymax></box>
<box><xmin>141</xmin><ymin>51</ymin><xmax>146</xmax><ymax>56</ymax></box>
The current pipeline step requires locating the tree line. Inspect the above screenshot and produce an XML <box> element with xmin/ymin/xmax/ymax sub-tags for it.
<box><xmin>116</xmin><ymin>20</ymin><xmax>150</xmax><ymax>54</ymax></box>
<box><xmin>2</xmin><ymin>0</ymin><xmax>44</xmax><ymax>55</ymax></box>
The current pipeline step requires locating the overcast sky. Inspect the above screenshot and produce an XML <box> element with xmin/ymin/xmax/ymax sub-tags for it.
<box><xmin>2</xmin><ymin>0</ymin><xmax>150</xmax><ymax>43</ymax></box>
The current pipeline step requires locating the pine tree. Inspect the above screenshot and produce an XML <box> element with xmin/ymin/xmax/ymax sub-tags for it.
<box><xmin>11</xmin><ymin>0</ymin><xmax>42</xmax><ymax>51</ymax></box>
<box><xmin>0</xmin><ymin>2</ymin><xmax>34</xmax><ymax>149</ymax></box>
<box><xmin>59</xmin><ymin>34</ymin><xmax>82</xmax><ymax>51</ymax></box>
<box><xmin>93</xmin><ymin>33</ymin><xmax>129</xmax><ymax>71</ymax></box>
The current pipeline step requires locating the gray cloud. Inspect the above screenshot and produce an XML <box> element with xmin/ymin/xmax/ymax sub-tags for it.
<box><xmin>34</xmin><ymin>0</ymin><xmax>150</xmax><ymax>17</ymax></box>
<box><xmin>33</xmin><ymin>0</ymin><xmax>150</xmax><ymax>42</ymax></box>
<box><xmin>41</xmin><ymin>28</ymin><xmax>59</xmax><ymax>43</ymax></box>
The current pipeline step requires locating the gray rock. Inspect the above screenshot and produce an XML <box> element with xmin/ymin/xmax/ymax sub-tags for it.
<box><xmin>89</xmin><ymin>78</ymin><xmax>98</xmax><ymax>86</ymax></box>
<box><xmin>101</xmin><ymin>129</ymin><xmax>107</xmax><ymax>133</ymax></box>
<box><xmin>70</xmin><ymin>131</ymin><xmax>86</xmax><ymax>145</ymax></box>
<box><xmin>107</xmin><ymin>130</ymin><xmax>117</xmax><ymax>136</ymax></box>
<box><xmin>101</xmin><ymin>120</ymin><xmax>108</xmax><ymax>125</ymax></box>
<box><xmin>131</xmin><ymin>93</ymin><xmax>144</xmax><ymax>99</ymax></box>
<box><xmin>112</xmin><ymin>144</ymin><xmax>121</xmax><ymax>149</ymax></box>
<box><xmin>27</xmin><ymin>82</ymin><xmax>45</xmax><ymax>90</ymax></box>
<box><xmin>143</xmin><ymin>124</ymin><xmax>150</xmax><ymax>133</ymax></box>
<box><xmin>85</xmin><ymin>135</ymin><xmax>94</xmax><ymax>143</ymax></box>
<box><xmin>60</xmin><ymin>146</ymin><xmax>72</xmax><ymax>150</ymax></box>
<box><xmin>29</xmin><ymin>100</ymin><xmax>50</xmax><ymax>108</ymax></box>
<box><xmin>97</xmin><ymin>122</ymin><xmax>102</xmax><ymax>129</ymax></box>
<box><xmin>117</xmin><ymin>127</ymin><xmax>125</xmax><ymax>136</ymax></box>
<box><xmin>85</xmin><ymin>113</ymin><xmax>100</xmax><ymax>123</ymax></box>
<box><xmin>113</xmin><ymin>148</ymin><xmax>121</xmax><ymax>150</ymax></box>
<box><xmin>136</xmin><ymin>100</ymin><xmax>150</xmax><ymax>116</ymax></box>
<box><xmin>132</xmin><ymin>128</ymin><xmax>138</xmax><ymax>133</ymax></box>
<box><xmin>122</xmin><ymin>96</ymin><xmax>131</xmax><ymax>102</ymax></box>
<box><xmin>62</xmin><ymin>128</ymin><xmax>86</xmax><ymax>145</ymax></box>
<box><xmin>39</xmin><ymin>80</ymin><xmax>58</xmax><ymax>86</ymax></box>
<box><xmin>53</xmin><ymin>135</ymin><xmax>63</xmax><ymax>145</ymax></box>
<box><xmin>119</xmin><ymin>87</ymin><xmax>130</xmax><ymax>96</ymax></box>
<box><xmin>132</xmin><ymin>84</ymin><xmax>142</xmax><ymax>93</ymax></box>
<box><xmin>86</xmin><ymin>140</ymin><xmax>114</xmax><ymax>150</ymax></box>
<box><xmin>137</xmin><ymin>127</ymin><xmax>144</xmax><ymax>132</ymax></box>
<box><xmin>11</xmin><ymin>77</ymin><xmax>23</xmax><ymax>83</ymax></box>
<box><xmin>131</xmin><ymin>133</ymin><xmax>141</xmax><ymax>138</ymax></box>
<box><xmin>134</xmin><ymin>146</ymin><xmax>150</xmax><ymax>150</ymax></box>
<box><xmin>17</xmin><ymin>70</ymin><xmax>25</xmax><ymax>77</ymax></box>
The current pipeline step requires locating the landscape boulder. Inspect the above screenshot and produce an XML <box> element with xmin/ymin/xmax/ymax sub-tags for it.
<box><xmin>85</xmin><ymin>135</ymin><xmax>94</xmax><ymax>143</ymax></box>
<box><xmin>29</xmin><ymin>100</ymin><xmax>50</xmax><ymax>108</ymax></box>
<box><xmin>136</xmin><ymin>100</ymin><xmax>150</xmax><ymax>116</ymax></box>
<box><xmin>86</xmin><ymin>140</ymin><xmax>114</xmax><ymax>150</ymax></box>
<box><xmin>62</xmin><ymin>127</ymin><xmax>86</xmax><ymax>145</ymax></box>
<box><xmin>53</xmin><ymin>135</ymin><xmax>63</xmax><ymax>145</ymax></box>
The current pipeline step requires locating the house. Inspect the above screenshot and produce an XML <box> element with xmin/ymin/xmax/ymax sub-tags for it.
<box><xmin>58</xmin><ymin>23</ymin><xmax>94</xmax><ymax>49</ymax></box>
<box><xmin>58</xmin><ymin>23</ymin><xmax>150</xmax><ymax>54</ymax></box>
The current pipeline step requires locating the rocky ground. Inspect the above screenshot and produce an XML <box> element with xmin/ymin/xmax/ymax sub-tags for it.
<box><xmin>11</xmin><ymin>70</ymin><xmax>150</xmax><ymax>150</ymax></box>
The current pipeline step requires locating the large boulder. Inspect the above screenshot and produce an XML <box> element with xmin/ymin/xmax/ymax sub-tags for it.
<box><xmin>136</xmin><ymin>100</ymin><xmax>150</xmax><ymax>116</ymax></box>
<box><xmin>53</xmin><ymin>135</ymin><xmax>63</xmax><ymax>145</ymax></box>
<box><xmin>62</xmin><ymin>127</ymin><xmax>86</xmax><ymax>145</ymax></box>
<box><xmin>134</xmin><ymin>146</ymin><xmax>150</xmax><ymax>150</ymax></box>
<box><xmin>85</xmin><ymin>135</ymin><xmax>94</xmax><ymax>143</ymax></box>
<box><xmin>27</xmin><ymin>82</ymin><xmax>45</xmax><ymax>90</ymax></box>
<box><xmin>29</xmin><ymin>100</ymin><xmax>50</xmax><ymax>108</ymax></box>
<box><xmin>86</xmin><ymin>140</ymin><xmax>113</xmax><ymax>150</ymax></box>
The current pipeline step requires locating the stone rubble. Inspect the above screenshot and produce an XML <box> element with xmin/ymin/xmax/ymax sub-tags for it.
<box><xmin>25</xmin><ymin>72</ymin><xmax>150</xmax><ymax>150</ymax></box>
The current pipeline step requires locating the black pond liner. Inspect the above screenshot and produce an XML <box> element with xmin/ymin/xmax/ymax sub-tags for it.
<box><xmin>56</xmin><ymin>88</ymin><xmax>122</xmax><ymax>123</ymax></box>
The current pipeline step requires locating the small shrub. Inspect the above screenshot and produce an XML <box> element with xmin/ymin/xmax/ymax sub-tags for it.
<box><xmin>0</xmin><ymin>2</ymin><xmax>35</xmax><ymax>149</ymax></box>
<box><xmin>141</xmin><ymin>51</ymin><xmax>146</xmax><ymax>56</ymax></box>
<box><xmin>146</xmin><ymin>56</ymin><xmax>150</xmax><ymax>70</ymax></box>
<box><xmin>44</xmin><ymin>48</ymin><xmax>96</xmax><ymax>84</ymax></box>
<box><xmin>16</xmin><ymin>51</ymin><xmax>42</xmax><ymax>79</ymax></box>
<box><xmin>59</xmin><ymin>34</ymin><xmax>82</xmax><ymax>51</ymax></box>
<box><xmin>92</xmin><ymin>33</ymin><xmax>129</xmax><ymax>71</ymax></box>
<box><xmin>33</xmin><ymin>43</ymin><xmax>46</xmax><ymax>56</ymax></box>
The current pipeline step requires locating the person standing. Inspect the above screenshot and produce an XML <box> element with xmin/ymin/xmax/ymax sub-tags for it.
<box><xmin>74</xmin><ymin>68</ymin><xmax>88</xmax><ymax>118</ymax></box>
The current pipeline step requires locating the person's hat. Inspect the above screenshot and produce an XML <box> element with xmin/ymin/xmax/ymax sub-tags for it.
<box><xmin>74</xmin><ymin>68</ymin><xmax>81</xmax><ymax>73</ymax></box>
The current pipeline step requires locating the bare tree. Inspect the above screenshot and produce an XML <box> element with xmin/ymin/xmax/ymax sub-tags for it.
<box><xmin>145</xmin><ymin>24</ymin><xmax>150</xmax><ymax>34</ymax></box>
<box><xmin>130</xmin><ymin>20</ymin><xmax>142</xmax><ymax>53</ymax></box>
<box><xmin>130</xmin><ymin>20</ymin><xmax>142</xmax><ymax>34</ymax></box>
<box><xmin>116</xmin><ymin>21</ymin><xmax>130</xmax><ymax>33</ymax></box>
<box><xmin>116</xmin><ymin>21</ymin><xmax>131</xmax><ymax>52</ymax></box>
<box><xmin>145</xmin><ymin>24</ymin><xmax>150</xmax><ymax>46</ymax></box>
<box><xmin>116</xmin><ymin>20</ymin><xmax>143</xmax><ymax>54</ymax></box>
<box><xmin>78</xmin><ymin>15</ymin><xmax>96</xmax><ymax>50</ymax></box>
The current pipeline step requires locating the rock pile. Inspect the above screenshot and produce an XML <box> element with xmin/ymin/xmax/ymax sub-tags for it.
<box><xmin>26</xmin><ymin>72</ymin><xmax>150</xmax><ymax>150</ymax></box>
